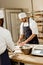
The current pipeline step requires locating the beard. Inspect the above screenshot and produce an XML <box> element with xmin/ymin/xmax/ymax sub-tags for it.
<box><xmin>23</xmin><ymin>19</ymin><xmax>27</xmax><ymax>22</ymax></box>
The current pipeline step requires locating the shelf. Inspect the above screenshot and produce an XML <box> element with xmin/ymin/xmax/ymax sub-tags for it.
<box><xmin>38</xmin><ymin>25</ymin><xmax>43</xmax><ymax>26</ymax></box>
<box><xmin>38</xmin><ymin>37</ymin><xmax>43</xmax><ymax>39</ymax></box>
<box><xmin>35</xmin><ymin>19</ymin><xmax>43</xmax><ymax>22</ymax></box>
<box><xmin>39</xmin><ymin>31</ymin><xmax>43</xmax><ymax>33</ymax></box>
<box><xmin>37</xmin><ymin>23</ymin><xmax>43</xmax><ymax>26</ymax></box>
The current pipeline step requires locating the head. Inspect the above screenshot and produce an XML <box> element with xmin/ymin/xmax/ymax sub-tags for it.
<box><xmin>18</xmin><ymin>12</ymin><xmax>28</xmax><ymax>22</ymax></box>
<box><xmin>0</xmin><ymin>10</ymin><xmax>4</xmax><ymax>27</ymax></box>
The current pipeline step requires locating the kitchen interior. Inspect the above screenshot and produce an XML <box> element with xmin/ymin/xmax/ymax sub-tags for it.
<box><xmin>0</xmin><ymin>0</ymin><xmax>43</xmax><ymax>65</ymax></box>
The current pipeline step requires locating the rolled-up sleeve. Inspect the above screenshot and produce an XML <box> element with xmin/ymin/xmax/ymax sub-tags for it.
<box><xmin>30</xmin><ymin>18</ymin><xmax>38</xmax><ymax>34</ymax></box>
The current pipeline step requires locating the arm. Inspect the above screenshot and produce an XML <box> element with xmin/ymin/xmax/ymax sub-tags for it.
<box><xmin>19</xmin><ymin>34</ymin><xmax>36</xmax><ymax>46</ymax></box>
<box><xmin>25</xmin><ymin>34</ymin><xmax>36</xmax><ymax>43</ymax></box>
<box><xmin>5</xmin><ymin>30</ymin><xmax>15</xmax><ymax>51</ymax></box>
<box><xmin>17</xmin><ymin>23</ymin><xmax>24</xmax><ymax>44</ymax></box>
<box><xmin>17</xmin><ymin>34</ymin><xmax>24</xmax><ymax>43</ymax></box>
<box><xmin>25</xmin><ymin>18</ymin><xmax>38</xmax><ymax>43</ymax></box>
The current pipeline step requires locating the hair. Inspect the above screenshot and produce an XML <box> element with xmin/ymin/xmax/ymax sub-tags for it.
<box><xmin>0</xmin><ymin>18</ymin><xmax>4</xmax><ymax>27</ymax></box>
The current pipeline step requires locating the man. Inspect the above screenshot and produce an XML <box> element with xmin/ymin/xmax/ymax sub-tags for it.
<box><xmin>0</xmin><ymin>10</ymin><xmax>15</xmax><ymax>65</ymax></box>
<box><xmin>17</xmin><ymin>12</ymin><xmax>39</xmax><ymax>46</ymax></box>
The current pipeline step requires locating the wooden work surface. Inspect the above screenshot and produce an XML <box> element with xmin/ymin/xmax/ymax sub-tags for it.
<box><xmin>9</xmin><ymin>52</ymin><xmax>43</xmax><ymax>65</ymax></box>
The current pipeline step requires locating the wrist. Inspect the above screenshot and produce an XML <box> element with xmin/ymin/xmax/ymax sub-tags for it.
<box><xmin>25</xmin><ymin>40</ymin><xmax>28</xmax><ymax>44</ymax></box>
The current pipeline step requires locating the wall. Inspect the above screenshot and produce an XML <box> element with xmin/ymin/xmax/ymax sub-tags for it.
<box><xmin>0</xmin><ymin>0</ymin><xmax>32</xmax><ymax>12</ymax></box>
<box><xmin>33</xmin><ymin>0</ymin><xmax>43</xmax><ymax>11</ymax></box>
<box><xmin>0</xmin><ymin>0</ymin><xmax>43</xmax><ymax>12</ymax></box>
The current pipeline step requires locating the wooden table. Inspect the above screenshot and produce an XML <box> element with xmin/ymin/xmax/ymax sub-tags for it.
<box><xmin>9</xmin><ymin>52</ymin><xmax>43</xmax><ymax>65</ymax></box>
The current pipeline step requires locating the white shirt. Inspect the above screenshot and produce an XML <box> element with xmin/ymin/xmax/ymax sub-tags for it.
<box><xmin>0</xmin><ymin>27</ymin><xmax>15</xmax><ymax>55</ymax></box>
<box><xmin>20</xmin><ymin>18</ymin><xmax>38</xmax><ymax>35</ymax></box>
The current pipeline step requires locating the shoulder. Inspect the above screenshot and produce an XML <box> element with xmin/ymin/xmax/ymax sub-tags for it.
<box><xmin>29</xmin><ymin>18</ymin><xmax>38</xmax><ymax>34</ymax></box>
<box><xmin>4</xmin><ymin>28</ymin><xmax>10</xmax><ymax>33</ymax></box>
<box><xmin>1</xmin><ymin>27</ymin><xmax>10</xmax><ymax>35</ymax></box>
<box><xmin>29</xmin><ymin>18</ymin><xmax>36</xmax><ymax>23</ymax></box>
<box><xmin>29</xmin><ymin>18</ymin><xmax>37</xmax><ymax>25</ymax></box>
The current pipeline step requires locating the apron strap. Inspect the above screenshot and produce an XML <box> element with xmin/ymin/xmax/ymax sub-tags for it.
<box><xmin>28</xmin><ymin>18</ymin><xmax>30</xmax><ymax>27</ymax></box>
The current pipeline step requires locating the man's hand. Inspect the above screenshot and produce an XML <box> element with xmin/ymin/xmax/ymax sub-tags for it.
<box><xmin>19</xmin><ymin>41</ymin><xmax>26</xmax><ymax>46</ymax></box>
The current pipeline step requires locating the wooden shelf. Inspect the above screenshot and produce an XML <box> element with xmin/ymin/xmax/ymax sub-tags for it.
<box><xmin>38</xmin><ymin>25</ymin><xmax>43</xmax><ymax>26</ymax></box>
<box><xmin>37</xmin><ymin>23</ymin><xmax>43</xmax><ymax>26</ymax></box>
<box><xmin>39</xmin><ymin>31</ymin><xmax>43</xmax><ymax>33</ymax></box>
<box><xmin>36</xmin><ymin>21</ymin><xmax>43</xmax><ymax>23</ymax></box>
<box><xmin>38</xmin><ymin>37</ymin><xmax>43</xmax><ymax>39</ymax></box>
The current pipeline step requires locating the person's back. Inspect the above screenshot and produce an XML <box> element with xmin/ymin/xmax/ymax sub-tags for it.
<box><xmin>0</xmin><ymin>27</ymin><xmax>9</xmax><ymax>54</ymax></box>
<box><xmin>0</xmin><ymin>27</ymin><xmax>15</xmax><ymax>55</ymax></box>
<box><xmin>0</xmin><ymin>9</ymin><xmax>15</xmax><ymax>65</ymax></box>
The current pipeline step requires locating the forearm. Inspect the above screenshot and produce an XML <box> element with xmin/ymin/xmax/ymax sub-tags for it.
<box><xmin>7</xmin><ymin>41</ymin><xmax>15</xmax><ymax>51</ymax></box>
<box><xmin>6</xmin><ymin>33</ymin><xmax>15</xmax><ymax>51</ymax></box>
<box><xmin>25</xmin><ymin>34</ymin><xmax>36</xmax><ymax>43</ymax></box>
<box><xmin>18</xmin><ymin>35</ymin><xmax>24</xmax><ymax>43</ymax></box>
